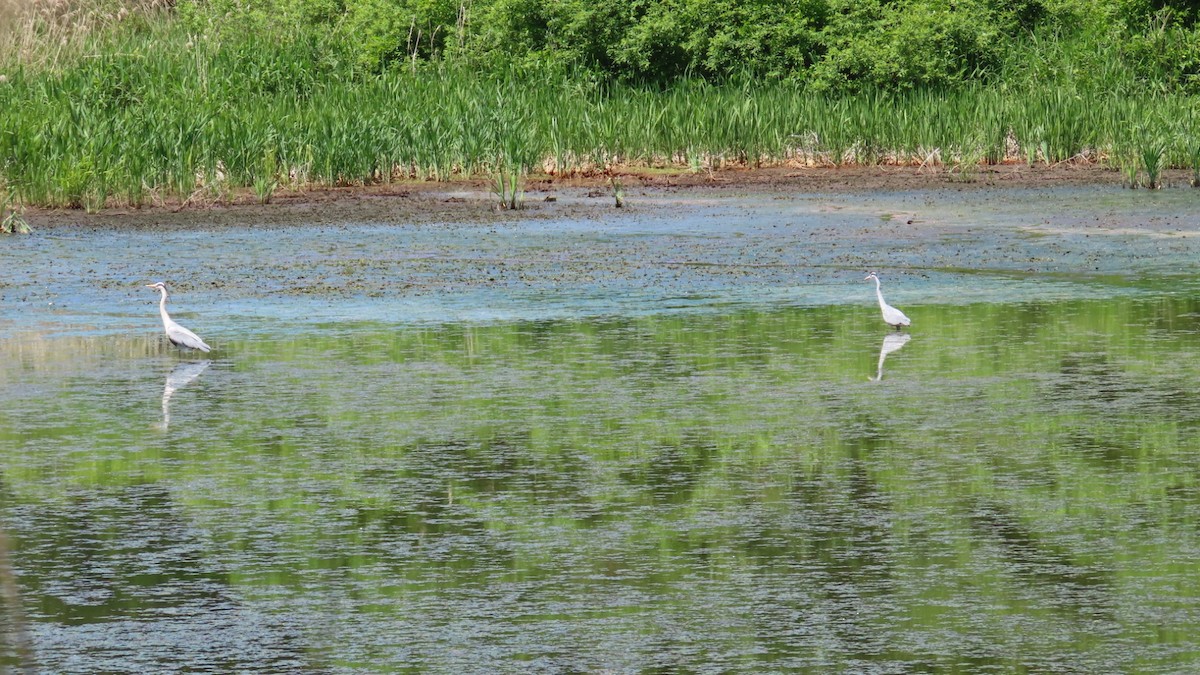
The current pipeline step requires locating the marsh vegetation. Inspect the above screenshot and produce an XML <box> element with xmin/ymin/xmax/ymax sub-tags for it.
<box><xmin>2</xmin><ymin>0</ymin><xmax>1200</xmax><ymax>209</ymax></box>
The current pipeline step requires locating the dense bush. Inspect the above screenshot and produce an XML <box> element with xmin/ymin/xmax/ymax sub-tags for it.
<box><xmin>164</xmin><ymin>0</ymin><xmax>1200</xmax><ymax>91</ymax></box>
<box><xmin>811</xmin><ymin>0</ymin><xmax>1005</xmax><ymax>90</ymax></box>
<box><xmin>465</xmin><ymin>0</ymin><xmax>826</xmax><ymax>82</ymax></box>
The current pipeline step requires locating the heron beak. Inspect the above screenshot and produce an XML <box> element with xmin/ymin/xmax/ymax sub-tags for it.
<box><xmin>145</xmin><ymin>284</ymin><xmax>157</xmax><ymax>289</ymax></box>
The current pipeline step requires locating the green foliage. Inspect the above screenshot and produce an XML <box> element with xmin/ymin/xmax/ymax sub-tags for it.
<box><xmin>587</xmin><ymin>0</ymin><xmax>821</xmax><ymax>82</ymax></box>
<box><xmin>450</xmin><ymin>0</ymin><xmax>825</xmax><ymax>82</ymax></box>
<box><xmin>1120</xmin><ymin>19</ymin><xmax>1200</xmax><ymax>92</ymax></box>
<box><xmin>166</xmin><ymin>0</ymin><xmax>1200</xmax><ymax>91</ymax></box>
<box><xmin>340</xmin><ymin>0</ymin><xmax>461</xmax><ymax>69</ymax></box>
<box><xmin>6</xmin><ymin>0</ymin><xmax>1200</xmax><ymax>207</ymax></box>
<box><xmin>813</xmin><ymin>0</ymin><xmax>1005</xmax><ymax>91</ymax></box>
<box><xmin>1115</xmin><ymin>0</ymin><xmax>1200</xmax><ymax>30</ymax></box>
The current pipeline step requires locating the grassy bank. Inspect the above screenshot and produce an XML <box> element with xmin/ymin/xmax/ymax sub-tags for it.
<box><xmin>2</xmin><ymin>3</ymin><xmax>1200</xmax><ymax>210</ymax></box>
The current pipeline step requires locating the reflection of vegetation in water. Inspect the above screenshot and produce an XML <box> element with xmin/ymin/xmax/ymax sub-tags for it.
<box><xmin>4</xmin><ymin>297</ymin><xmax>1200</xmax><ymax>670</ymax></box>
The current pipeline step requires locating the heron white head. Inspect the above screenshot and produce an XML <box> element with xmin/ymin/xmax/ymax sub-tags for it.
<box><xmin>864</xmin><ymin>272</ymin><xmax>879</xmax><ymax>282</ymax></box>
<box><xmin>145</xmin><ymin>281</ymin><xmax>169</xmax><ymax>295</ymax></box>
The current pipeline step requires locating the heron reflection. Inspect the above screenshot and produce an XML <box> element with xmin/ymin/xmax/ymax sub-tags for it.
<box><xmin>869</xmin><ymin>333</ymin><xmax>910</xmax><ymax>381</ymax></box>
<box><xmin>158</xmin><ymin>360</ymin><xmax>211</xmax><ymax>430</ymax></box>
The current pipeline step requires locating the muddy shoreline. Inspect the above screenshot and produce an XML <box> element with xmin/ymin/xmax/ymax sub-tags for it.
<box><xmin>21</xmin><ymin>163</ymin><xmax>1182</xmax><ymax>230</ymax></box>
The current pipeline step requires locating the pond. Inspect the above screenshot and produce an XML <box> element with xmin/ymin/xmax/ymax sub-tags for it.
<box><xmin>3</xmin><ymin>186</ymin><xmax>1200</xmax><ymax>672</ymax></box>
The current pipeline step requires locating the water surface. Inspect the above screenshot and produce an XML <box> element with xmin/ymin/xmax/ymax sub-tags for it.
<box><xmin>3</xmin><ymin>186</ymin><xmax>1200</xmax><ymax>672</ymax></box>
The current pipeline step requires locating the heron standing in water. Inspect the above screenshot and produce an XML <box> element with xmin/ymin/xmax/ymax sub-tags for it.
<box><xmin>146</xmin><ymin>282</ymin><xmax>211</xmax><ymax>352</ymax></box>
<box><xmin>864</xmin><ymin>272</ymin><xmax>910</xmax><ymax>330</ymax></box>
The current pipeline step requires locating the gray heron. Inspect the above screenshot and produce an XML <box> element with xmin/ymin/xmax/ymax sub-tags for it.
<box><xmin>146</xmin><ymin>282</ymin><xmax>211</xmax><ymax>352</ymax></box>
<box><xmin>865</xmin><ymin>272</ymin><xmax>910</xmax><ymax>330</ymax></box>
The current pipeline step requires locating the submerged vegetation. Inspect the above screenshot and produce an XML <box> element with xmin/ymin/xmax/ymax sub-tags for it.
<box><xmin>1</xmin><ymin>0</ymin><xmax>1200</xmax><ymax>208</ymax></box>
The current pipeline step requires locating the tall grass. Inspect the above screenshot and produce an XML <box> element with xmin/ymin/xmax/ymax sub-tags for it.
<box><xmin>0</xmin><ymin>0</ymin><xmax>171</xmax><ymax>70</ymax></box>
<box><xmin>4</xmin><ymin>13</ymin><xmax>1200</xmax><ymax>208</ymax></box>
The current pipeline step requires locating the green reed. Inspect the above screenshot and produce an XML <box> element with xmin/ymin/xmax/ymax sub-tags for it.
<box><xmin>4</xmin><ymin>21</ymin><xmax>1200</xmax><ymax>208</ymax></box>
<box><xmin>253</xmin><ymin>146</ymin><xmax>279</xmax><ymax>205</ymax></box>
<box><xmin>489</xmin><ymin>167</ymin><xmax>524</xmax><ymax>210</ymax></box>
<box><xmin>1141</xmin><ymin>139</ymin><xmax>1166</xmax><ymax>189</ymax></box>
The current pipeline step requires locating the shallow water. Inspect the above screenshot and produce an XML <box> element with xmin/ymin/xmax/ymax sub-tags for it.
<box><xmin>4</xmin><ymin>186</ymin><xmax>1200</xmax><ymax>672</ymax></box>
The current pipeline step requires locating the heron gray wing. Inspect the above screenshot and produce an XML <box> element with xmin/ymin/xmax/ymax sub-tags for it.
<box><xmin>165</xmin><ymin>320</ymin><xmax>211</xmax><ymax>352</ymax></box>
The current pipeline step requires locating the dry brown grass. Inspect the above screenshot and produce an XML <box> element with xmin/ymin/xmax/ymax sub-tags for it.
<box><xmin>0</xmin><ymin>0</ymin><xmax>172</xmax><ymax>70</ymax></box>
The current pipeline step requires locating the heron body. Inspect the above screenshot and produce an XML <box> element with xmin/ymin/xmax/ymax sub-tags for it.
<box><xmin>146</xmin><ymin>282</ymin><xmax>211</xmax><ymax>352</ymax></box>
<box><xmin>865</xmin><ymin>273</ymin><xmax>910</xmax><ymax>330</ymax></box>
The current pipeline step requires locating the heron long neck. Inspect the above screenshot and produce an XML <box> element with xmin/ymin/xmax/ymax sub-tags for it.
<box><xmin>874</xmin><ymin>278</ymin><xmax>886</xmax><ymax>308</ymax></box>
<box><xmin>158</xmin><ymin>289</ymin><xmax>171</xmax><ymax>327</ymax></box>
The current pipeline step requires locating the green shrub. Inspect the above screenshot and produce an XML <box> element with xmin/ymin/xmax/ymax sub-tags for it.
<box><xmin>339</xmin><ymin>0</ymin><xmax>462</xmax><ymax>69</ymax></box>
<box><xmin>166</xmin><ymin>0</ymin><xmax>1200</xmax><ymax>90</ymax></box>
<box><xmin>1120</xmin><ymin>20</ymin><xmax>1200</xmax><ymax>93</ymax></box>
<box><xmin>813</xmin><ymin>0</ymin><xmax>1005</xmax><ymax>91</ymax></box>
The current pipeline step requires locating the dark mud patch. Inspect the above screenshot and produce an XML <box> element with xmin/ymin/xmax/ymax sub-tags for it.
<box><xmin>23</xmin><ymin>188</ymin><xmax>599</xmax><ymax>231</ymax></box>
